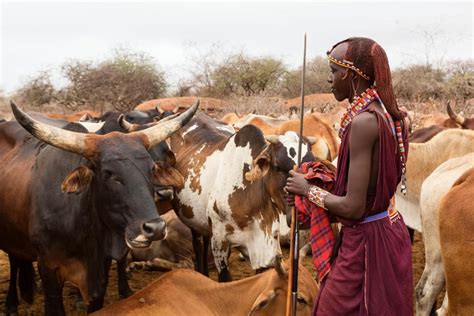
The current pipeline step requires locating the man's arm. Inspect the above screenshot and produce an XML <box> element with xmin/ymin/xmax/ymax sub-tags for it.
<box><xmin>286</xmin><ymin>111</ymin><xmax>379</xmax><ymax>220</ymax></box>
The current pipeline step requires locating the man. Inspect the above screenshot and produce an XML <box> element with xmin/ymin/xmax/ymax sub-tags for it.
<box><xmin>285</xmin><ymin>37</ymin><xmax>412</xmax><ymax>315</ymax></box>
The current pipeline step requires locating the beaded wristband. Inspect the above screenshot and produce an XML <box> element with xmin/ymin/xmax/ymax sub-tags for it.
<box><xmin>308</xmin><ymin>185</ymin><xmax>329</xmax><ymax>210</ymax></box>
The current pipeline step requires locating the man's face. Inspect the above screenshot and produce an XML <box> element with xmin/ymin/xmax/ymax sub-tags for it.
<box><xmin>327</xmin><ymin>43</ymin><xmax>351</xmax><ymax>102</ymax></box>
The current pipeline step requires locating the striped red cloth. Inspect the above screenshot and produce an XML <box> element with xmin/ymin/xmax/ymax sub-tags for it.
<box><xmin>295</xmin><ymin>161</ymin><xmax>336</xmax><ymax>281</ymax></box>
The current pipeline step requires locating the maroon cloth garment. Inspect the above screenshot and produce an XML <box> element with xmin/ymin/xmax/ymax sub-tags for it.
<box><xmin>313</xmin><ymin>109</ymin><xmax>413</xmax><ymax>316</ymax></box>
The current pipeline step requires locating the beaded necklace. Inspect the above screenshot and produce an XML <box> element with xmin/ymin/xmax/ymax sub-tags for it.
<box><xmin>338</xmin><ymin>87</ymin><xmax>378</xmax><ymax>138</ymax></box>
<box><xmin>339</xmin><ymin>87</ymin><xmax>408</xmax><ymax>195</ymax></box>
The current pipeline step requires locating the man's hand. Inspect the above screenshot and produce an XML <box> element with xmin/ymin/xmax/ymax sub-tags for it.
<box><xmin>285</xmin><ymin>170</ymin><xmax>311</xmax><ymax>197</ymax></box>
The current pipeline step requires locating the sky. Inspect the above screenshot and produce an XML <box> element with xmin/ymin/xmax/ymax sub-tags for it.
<box><xmin>0</xmin><ymin>0</ymin><xmax>472</xmax><ymax>94</ymax></box>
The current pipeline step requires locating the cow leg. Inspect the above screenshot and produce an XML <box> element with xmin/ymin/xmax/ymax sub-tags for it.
<box><xmin>211</xmin><ymin>237</ymin><xmax>232</xmax><ymax>282</ymax></box>
<box><xmin>202</xmin><ymin>235</ymin><xmax>210</xmax><ymax>277</ymax></box>
<box><xmin>87</xmin><ymin>257</ymin><xmax>112</xmax><ymax>313</ymax></box>
<box><xmin>415</xmin><ymin>261</ymin><xmax>446</xmax><ymax>316</ymax></box>
<box><xmin>191</xmin><ymin>229</ymin><xmax>205</xmax><ymax>274</ymax></box>
<box><xmin>38</xmin><ymin>259</ymin><xmax>65</xmax><ymax>316</ymax></box>
<box><xmin>117</xmin><ymin>256</ymin><xmax>133</xmax><ymax>299</ymax></box>
<box><xmin>5</xmin><ymin>255</ymin><xmax>20</xmax><ymax>315</ymax></box>
<box><xmin>436</xmin><ymin>293</ymin><xmax>448</xmax><ymax>316</ymax></box>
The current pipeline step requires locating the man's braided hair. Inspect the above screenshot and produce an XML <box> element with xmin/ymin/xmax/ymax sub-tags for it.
<box><xmin>328</xmin><ymin>37</ymin><xmax>406</xmax><ymax>120</ymax></box>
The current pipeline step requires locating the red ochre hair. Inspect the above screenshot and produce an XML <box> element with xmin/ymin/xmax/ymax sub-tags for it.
<box><xmin>328</xmin><ymin>37</ymin><xmax>406</xmax><ymax>120</ymax></box>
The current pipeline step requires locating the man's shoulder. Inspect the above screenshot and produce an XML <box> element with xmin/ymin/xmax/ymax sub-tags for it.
<box><xmin>350</xmin><ymin>111</ymin><xmax>379</xmax><ymax>142</ymax></box>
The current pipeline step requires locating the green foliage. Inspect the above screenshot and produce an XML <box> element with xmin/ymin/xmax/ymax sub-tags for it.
<box><xmin>207</xmin><ymin>53</ymin><xmax>287</xmax><ymax>97</ymax></box>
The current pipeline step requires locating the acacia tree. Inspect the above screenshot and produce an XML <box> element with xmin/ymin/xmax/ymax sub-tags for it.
<box><xmin>59</xmin><ymin>48</ymin><xmax>167</xmax><ymax>112</ymax></box>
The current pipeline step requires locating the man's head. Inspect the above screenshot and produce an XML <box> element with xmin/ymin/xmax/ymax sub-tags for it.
<box><xmin>327</xmin><ymin>37</ymin><xmax>405</xmax><ymax>120</ymax></box>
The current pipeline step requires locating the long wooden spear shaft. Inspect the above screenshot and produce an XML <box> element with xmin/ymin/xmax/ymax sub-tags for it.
<box><xmin>286</xmin><ymin>33</ymin><xmax>307</xmax><ymax>316</ymax></box>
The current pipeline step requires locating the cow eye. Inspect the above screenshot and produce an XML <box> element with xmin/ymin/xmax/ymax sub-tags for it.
<box><xmin>297</xmin><ymin>295</ymin><xmax>308</xmax><ymax>305</ymax></box>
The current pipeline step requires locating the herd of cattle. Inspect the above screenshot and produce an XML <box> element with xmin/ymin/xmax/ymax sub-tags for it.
<box><xmin>0</xmin><ymin>95</ymin><xmax>472</xmax><ymax>315</ymax></box>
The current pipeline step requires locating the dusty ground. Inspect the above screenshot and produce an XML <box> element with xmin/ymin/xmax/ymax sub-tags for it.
<box><xmin>0</xmin><ymin>231</ymin><xmax>442</xmax><ymax>315</ymax></box>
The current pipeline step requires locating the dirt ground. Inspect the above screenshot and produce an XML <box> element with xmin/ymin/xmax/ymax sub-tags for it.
<box><xmin>0</xmin><ymin>231</ymin><xmax>443</xmax><ymax>315</ymax></box>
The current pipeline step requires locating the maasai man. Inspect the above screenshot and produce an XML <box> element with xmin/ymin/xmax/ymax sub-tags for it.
<box><xmin>285</xmin><ymin>37</ymin><xmax>413</xmax><ymax>315</ymax></box>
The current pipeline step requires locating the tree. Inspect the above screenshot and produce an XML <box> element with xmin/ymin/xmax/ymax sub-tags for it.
<box><xmin>280</xmin><ymin>56</ymin><xmax>332</xmax><ymax>98</ymax></box>
<box><xmin>14</xmin><ymin>70</ymin><xmax>56</xmax><ymax>108</ymax></box>
<box><xmin>59</xmin><ymin>48</ymin><xmax>167</xmax><ymax>112</ymax></box>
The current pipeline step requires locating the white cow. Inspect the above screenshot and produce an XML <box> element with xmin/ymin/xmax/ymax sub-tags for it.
<box><xmin>396</xmin><ymin>129</ymin><xmax>474</xmax><ymax>232</ymax></box>
<box><xmin>415</xmin><ymin>153</ymin><xmax>474</xmax><ymax>315</ymax></box>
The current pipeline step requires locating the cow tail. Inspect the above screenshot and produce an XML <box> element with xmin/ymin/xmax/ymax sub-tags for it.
<box><xmin>18</xmin><ymin>261</ymin><xmax>36</xmax><ymax>304</ymax></box>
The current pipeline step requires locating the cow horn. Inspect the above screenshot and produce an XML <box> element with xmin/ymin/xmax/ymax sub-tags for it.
<box><xmin>172</xmin><ymin>104</ymin><xmax>180</xmax><ymax>114</ymax></box>
<box><xmin>11</xmin><ymin>100</ymin><xmax>88</xmax><ymax>155</ymax></box>
<box><xmin>118</xmin><ymin>114</ymin><xmax>140</xmax><ymax>132</ymax></box>
<box><xmin>137</xmin><ymin>99</ymin><xmax>199</xmax><ymax>148</ymax></box>
<box><xmin>447</xmin><ymin>102</ymin><xmax>465</xmax><ymax>126</ymax></box>
<box><xmin>264</xmin><ymin>135</ymin><xmax>280</xmax><ymax>144</ymax></box>
<box><xmin>274</xmin><ymin>255</ymin><xmax>288</xmax><ymax>278</ymax></box>
<box><xmin>155</xmin><ymin>102</ymin><xmax>163</xmax><ymax>115</ymax></box>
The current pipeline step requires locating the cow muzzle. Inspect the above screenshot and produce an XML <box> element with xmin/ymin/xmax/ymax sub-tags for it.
<box><xmin>125</xmin><ymin>218</ymin><xmax>167</xmax><ymax>249</ymax></box>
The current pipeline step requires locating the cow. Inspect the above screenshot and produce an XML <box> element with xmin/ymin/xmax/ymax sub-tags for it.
<box><xmin>0</xmin><ymin>100</ymin><xmax>198</xmax><ymax>315</ymax></box>
<box><xmin>232</xmin><ymin>113</ymin><xmax>288</xmax><ymax>134</ymax></box>
<box><xmin>415</xmin><ymin>153</ymin><xmax>474</xmax><ymax>316</ymax></box>
<box><xmin>135</xmin><ymin>96</ymin><xmax>227</xmax><ymax>118</ymax></box>
<box><xmin>92</xmin><ymin>257</ymin><xmax>318</xmax><ymax>316</ymax></box>
<box><xmin>128</xmin><ymin>210</ymin><xmax>196</xmax><ymax>271</ymax></box>
<box><xmin>276</xmin><ymin>114</ymin><xmax>340</xmax><ymax>161</ymax></box>
<box><xmin>395</xmin><ymin>129</ymin><xmax>474</xmax><ymax>233</ymax></box>
<box><xmin>439</xmin><ymin>167</ymin><xmax>474</xmax><ymax>316</ymax></box>
<box><xmin>45</xmin><ymin>110</ymin><xmax>100</xmax><ymax>122</ymax></box>
<box><xmin>446</xmin><ymin>102</ymin><xmax>474</xmax><ymax>129</ymax></box>
<box><xmin>168</xmin><ymin>112</ymin><xmax>314</xmax><ymax>281</ymax></box>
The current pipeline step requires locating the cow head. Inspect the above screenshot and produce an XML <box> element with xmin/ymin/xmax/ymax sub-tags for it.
<box><xmin>447</xmin><ymin>102</ymin><xmax>474</xmax><ymax>130</ymax></box>
<box><xmin>118</xmin><ymin>113</ymin><xmax>184</xmax><ymax>200</ymax></box>
<box><xmin>232</xmin><ymin>128</ymin><xmax>313</xmax><ymax>269</ymax></box>
<box><xmin>249</xmin><ymin>256</ymin><xmax>319</xmax><ymax>315</ymax></box>
<box><xmin>11</xmin><ymin>100</ymin><xmax>198</xmax><ymax>253</ymax></box>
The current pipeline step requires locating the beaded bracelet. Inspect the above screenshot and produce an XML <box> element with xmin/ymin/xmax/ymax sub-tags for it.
<box><xmin>308</xmin><ymin>185</ymin><xmax>329</xmax><ymax>210</ymax></box>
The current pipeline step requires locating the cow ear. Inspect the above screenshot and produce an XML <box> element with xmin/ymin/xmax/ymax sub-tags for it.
<box><xmin>245</xmin><ymin>148</ymin><xmax>272</xmax><ymax>182</ymax></box>
<box><xmin>153</xmin><ymin>163</ymin><xmax>184</xmax><ymax>190</ymax></box>
<box><xmin>61</xmin><ymin>165</ymin><xmax>94</xmax><ymax>194</ymax></box>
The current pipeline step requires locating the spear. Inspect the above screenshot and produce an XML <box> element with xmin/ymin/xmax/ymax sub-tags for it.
<box><xmin>286</xmin><ymin>33</ymin><xmax>306</xmax><ymax>316</ymax></box>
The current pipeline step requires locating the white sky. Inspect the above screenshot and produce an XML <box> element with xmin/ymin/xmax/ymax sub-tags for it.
<box><xmin>1</xmin><ymin>0</ymin><xmax>472</xmax><ymax>94</ymax></box>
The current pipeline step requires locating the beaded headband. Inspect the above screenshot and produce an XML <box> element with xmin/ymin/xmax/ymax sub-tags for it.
<box><xmin>327</xmin><ymin>54</ymin><xmax>371</xmax><ymax>81</ymax></box>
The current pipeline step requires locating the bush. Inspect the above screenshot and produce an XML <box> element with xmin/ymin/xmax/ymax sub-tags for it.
<box><xmin>280</xmin><ymin>56</ymin><xmax>332</xmax><ymax>98</ymax></box>
<box><xmin>59</xmin><ymin>48</ymin><xmax>167</xmax><ymax>112</ymax></box>
<box><xmin>14</xmin><ymin>70</ymin><xmax>56</xmax><ymax>108</ymax></box>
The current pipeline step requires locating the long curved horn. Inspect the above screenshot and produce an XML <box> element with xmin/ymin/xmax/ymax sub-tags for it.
<box><xmin>155</xmin><ymin>102</ymin><xmax>163</xmax><ymax>115</ymax></box>
<box><xmin>118</xmin><ymin>114</ymin><xmax>140</xmax><ymax>132</ymax></box>
<box><xmin>447</xmin><ymin>102</ymin><xmax>465</xmax><ymax>126</ymax></box>
<box><xmin>11</xmin><ymin>100</ymin><xmax>88</xmax><ymax>155</ymax></box>
<box><xmin>136</xmin><ymin>99</ymin><xmax>199</xmax><ymax>148</ymax></box>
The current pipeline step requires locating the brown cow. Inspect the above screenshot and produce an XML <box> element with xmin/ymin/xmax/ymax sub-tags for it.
<box><xmin>439</xmin><ymin>167</ymin><xmax>474</xmax><ymax>316</ymax></box>
<box><xmin>276</xmin><ymin>114</ymin><xmax>340</xmax><ymax>161</ymax></box>
<box><xmin>46</xmin><ymin>110</ymin><xmax>100</xmax><ymax>122</ymax></box>
<box><xmin>0</xmin><ymin>101</ymin><xmax>198</xmax><ymax>315</ymax></box>
<box><xmin>93</xmin><ymin>258</ymin><xmax>318</xmax><ymax>316</ymax></box>
<box><xmin>135</xmin><ymin>97</ymin><xmax>227</xmax><ymax>118</ymax></box>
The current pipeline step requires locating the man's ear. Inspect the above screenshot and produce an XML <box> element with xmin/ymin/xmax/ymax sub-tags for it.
<box><xmin>245</xmin><ymin>148</ymin><xmax>272</xmax><ymax>182</ymax></box>
<box><xmin>61</xmin><ymin>165</ymin><xmax>94</xmax><ymax>194</ymax></box>
<box><xmin>153</xmin><ymin>163</ymin><xmax>184</xmax><ymax>190</ymax></box>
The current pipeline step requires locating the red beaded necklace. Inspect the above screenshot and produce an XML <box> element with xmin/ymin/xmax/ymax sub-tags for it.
<box><xmin>338</xmin><ymin>87</ymin><xmax>378</xmax><ymax>138</ymax></box>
